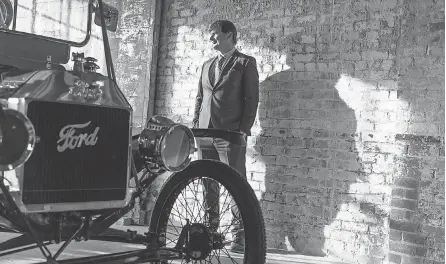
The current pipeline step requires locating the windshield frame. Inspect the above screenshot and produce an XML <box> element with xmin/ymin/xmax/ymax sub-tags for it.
<box><xmin>0</xmin><ymin>0</ymin><xmax>117</xmax><ymax>84</ymax></box>
<box><xmin>1</xmin><ymin>0</ymin><xmax>94</xmax><ymax>48</ymax></box>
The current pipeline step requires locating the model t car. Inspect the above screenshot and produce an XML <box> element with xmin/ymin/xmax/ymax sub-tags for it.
<box><xmin>0</xmin><ymin>0</ymin><xmax>266</xmax><ymax>263</ymax></box>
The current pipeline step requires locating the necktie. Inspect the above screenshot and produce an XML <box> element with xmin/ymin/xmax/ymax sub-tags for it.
<box><xmin>210</xmin><ymin>56</ymin><xmax>225</xmax><ymax>86</ymax></box>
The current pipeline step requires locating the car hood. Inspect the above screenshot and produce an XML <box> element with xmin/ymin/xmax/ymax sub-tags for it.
<box><xmin>0</xmin><ymin>69</ymin><xmax>131</xmax><ymax>109</ymax></box>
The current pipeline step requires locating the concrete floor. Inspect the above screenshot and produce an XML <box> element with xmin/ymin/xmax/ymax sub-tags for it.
<box><xmin>0</xmin><ymin>225</ymin><xmax>348</xmax><ymax>264</ymax></box>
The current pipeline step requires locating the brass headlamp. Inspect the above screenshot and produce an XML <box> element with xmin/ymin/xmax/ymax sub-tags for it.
<box><xmin>138</xmin><ymin>115</ymin><xmax>196</xmax><ymax>172</ymax></box>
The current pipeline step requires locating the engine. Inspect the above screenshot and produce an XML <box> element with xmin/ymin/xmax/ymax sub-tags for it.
<box><xmin>0</xmin><ymin>69</ymin><xmax>133</xmax><ymax>213</ymax></box>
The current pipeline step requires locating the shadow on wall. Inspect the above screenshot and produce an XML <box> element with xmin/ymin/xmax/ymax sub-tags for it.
<box><xmin>253</xmin><ymin>34</ymin><xmax>395</xmax><ymax>260</ymax></box>
<box><xmin>254</xmin><ymin>48</ymin><xmax>360</xmax><ymax>257</ymax></box>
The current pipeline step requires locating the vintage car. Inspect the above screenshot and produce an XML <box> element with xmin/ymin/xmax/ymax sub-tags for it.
<box><xmin>0</xmin><ymin>0</ymin><xmax>266</xmax><ymax>263</ymax></box>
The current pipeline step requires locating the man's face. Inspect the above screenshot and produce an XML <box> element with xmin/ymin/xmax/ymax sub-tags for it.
<box><xmin>209</xmin><ymin>26</ymin><xmax>232</xmax><ymax>52</ymax></box>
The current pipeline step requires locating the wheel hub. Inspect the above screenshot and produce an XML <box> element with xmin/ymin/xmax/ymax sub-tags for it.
<box><xmin>185</xmin><ymin>223</ymin><xmax>212</xmax><ymax>260</ymax></box>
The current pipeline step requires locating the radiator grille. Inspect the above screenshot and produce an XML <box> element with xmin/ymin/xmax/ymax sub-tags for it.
<box><xmin>22</xmin><ymin>101</ymin><xmax>131</xmax><ymax>205</ymax></box>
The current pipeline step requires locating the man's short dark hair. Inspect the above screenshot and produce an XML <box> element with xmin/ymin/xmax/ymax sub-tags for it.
<box><xmin>209</xmin><ymin>20</ymin><xmax>237</xmax><ymax>44</ymax></box>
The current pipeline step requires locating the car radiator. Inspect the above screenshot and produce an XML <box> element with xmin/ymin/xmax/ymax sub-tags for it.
<box><xmin>21</xmin><ymin>100</ymin><xmax>131</xmax><ymax>205</ymax></box>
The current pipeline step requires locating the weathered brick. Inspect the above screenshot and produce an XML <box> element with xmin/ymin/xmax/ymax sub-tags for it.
<box><xmin>401</xmin><ymin>256</ymin><xmax>439</xmax><ymax>264</ymax></box>
<box><xmin>362</xmin><ymin>51</ymin><xmax>389</xmax><ymax>60</ymax></box>
<box><xmin>394</xmin><ymin>178</ymin><xmax>419</xmax><ymax>189</ymax></box>
<box><xmin>390</xmin><ymin>241</ymin><xmax>419</xmax><ymax>255</ymax></box>
<box><xmin>391</xmin><ymin>199</ymin><xmax>417</xmax><ymax>211</ymax></box>
<box><xmin>290</xmin><ymin>128</ymin><xmax>313</xmax><ymax>138</ymax></box>
<box><xmin>279</xmin><ymin>138</ymin><xmax>305</xmax><ymax>148</ymax></box>
<box><xmin>392</xmin><ymin>188</ymin><xmax>419</xmax><ymax>200</ymax></box>
<box><xmin>422</xmin><ymin>226</ymin><xmax>445</xmax><ymax>243</ymax></box>
<box><xmin>390</xmin><ymin>230</ymin><xmax>403</xmax><ymax>241</ymax></box>
<box><xmin>403</xmin><ymin>233</ymin><xmax>428</xmax><ymax>245</ymax></box>
<box><xmin>389</xmin><ymin>253</ymin><xmax>402</xmax><ymax>264</ymax></box>
<box><xmin>171</xmin><ymin>18</ymin><xmax>186</xmax><ymax>26</ymax></box>
<box><xmin>261</xmin><ymin>146</ymin><xmax>285</xmax><ymax>156</ymax></box>
<box><xmin>292</xmin><ymin>53</ymin><xmax>315</xmax><ymax>62</ymax></box>
<box><xmin>179</xmin><ymin>9</ymin><xmax>193</xmax><ymax>17</ymax></box>
<box><xmin>284</xmin><ymin>26</ymin><xmax>304</xmax><ymax>35</ymax></box>
<box><xmin>390</xmin><ymin>219</ymin><xmax>420</xmax><ymax>233</ymax></box>
<box><xmin>343</xmin><ymin>51</ymin><xmax>361</xmax><ymax>60</ymax></box>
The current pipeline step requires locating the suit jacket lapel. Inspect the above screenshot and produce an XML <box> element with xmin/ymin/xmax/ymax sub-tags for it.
<box><xmin>213</xmin><ymin>50</ymin><xmax>238</xmax><ymax>89</ymax></box>
<box><xmin>203</xmin><ymin>57</ymin><xmax>217</xmax><ymax>89</ymax></box>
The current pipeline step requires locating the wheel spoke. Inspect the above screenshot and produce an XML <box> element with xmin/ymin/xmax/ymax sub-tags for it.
<box><xmin>221</xmin><ymin>247</ymin><xmax>242</xmax><ymax>264</ymax></box>
<box><xmin>167</xmin><ymin>213</ymin><xmax>182</xmax><ymax>235</ymax></box>
<box><xmin>169</xmin><ymin>207</ymin><xmax>185</xmax><ymax>224</ymax></box>
<box><xmin>170</xmin><ymin>206</ymin><xmax>186</xmax><ymax>227</ymax></box>
<box><xmin>217</xmin><ymin>249</ymin><xmax>223</xmax><ymax>264</ymax></box>
<box><xmin>218</xmin><ymin>204</ymin><xmax>239</xmax><ymax>236</ymax></box>
<box><xmin>187</xmin><ymin>180</ymin><xmax>199</xmax><ymax>222</ymax></box>
<box><xmin>179</xmin><ymin>190</ymin><xmax>196</xmax><ymax>222</ymax></box>
<box><xmin>219</xmin><ymin>217</ymin><xmax>242</xmax><ymax>239</ymax></box>
<box><xmin>190</xmin><ymin>178</ymin><xmax>208</xmax><ymax>223</ymax></box>
<box><xmin>172</xmin><ymin>195</ymin><xmax>189</xmax><ymax>223</ymax></box>
<box><xmin>217</xmin><ymin>190</ymin><xmax>234</xmax><ymax>235</ymax></box>
<box><xmin>208</xmin><ymin>249</ymin><xmax>222</xmax><ymax>264</ymax></box>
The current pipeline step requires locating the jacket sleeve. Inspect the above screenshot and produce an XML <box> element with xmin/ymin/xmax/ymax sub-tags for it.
<box><xmin>193</xmin><ymin>64</ymin><xmax>204</xmax><ymax>127</ymax></box>
<box><xmin>239</xmin><ymin>57</ymin><xmax>259</xmax><ymax>135</ymax></box>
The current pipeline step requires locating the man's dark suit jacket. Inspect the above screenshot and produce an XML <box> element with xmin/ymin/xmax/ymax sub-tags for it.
<box><xmin>193</xmin><ymin>50</ymin><xmax>259</xmax><ymax>136</ymax></box>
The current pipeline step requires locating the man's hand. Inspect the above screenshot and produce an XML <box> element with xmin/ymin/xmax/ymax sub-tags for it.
<box><xmin>237</xmin><ymin>130</ymin><xmax>248</xmax><ymax>141</ymax></box>
<box><xmin>190</xmin><ymin>120</ymin><xmax>198</xmax><ymax>128</ymax></box>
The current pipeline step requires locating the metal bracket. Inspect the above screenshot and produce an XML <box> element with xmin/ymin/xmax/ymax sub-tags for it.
<box><xmin>46</xmin><ymin>55</ymin><xmax>52</xmax><ymax>70</ymax></box>
<box><xmin>0</xmin><ymin>172</ymin><xmax>52</xmax><ymax>258</ymax></box>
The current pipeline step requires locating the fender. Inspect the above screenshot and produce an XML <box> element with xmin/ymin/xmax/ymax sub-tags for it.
<box><xmin>191</xmin><ymin>128</ymin><xmax>246</xmax><ymax>146</ymax></box>
<box><xmin>132</xmin><ymin>128</ymin><xmax>246</xmax><ymax>146</ymax></box>
<box><xmin>131</xmin><ymin>128</ymin><xmax>246</xmax><ymax>172</ymax></box>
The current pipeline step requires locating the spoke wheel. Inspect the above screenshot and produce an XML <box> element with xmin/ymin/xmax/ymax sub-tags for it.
<box><xmin>149</xmin><ymin>159</ymin><xmax>266</xmax><ymax>264</ymax></box>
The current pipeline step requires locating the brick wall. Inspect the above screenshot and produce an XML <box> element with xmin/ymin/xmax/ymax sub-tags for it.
<box><xmin>106</xmin><ymin>0</ymin><xmax>154</xmax><ymax>134</ymax></box>
<box><xmin>387</xmin><ymin>0</ymin><xmax>445</xmax><ymax>263</ymax></box>
<box><xmin>153</xmin><ymin>0</ymin><xmax>445</xmax><ymax>263</ymax></box>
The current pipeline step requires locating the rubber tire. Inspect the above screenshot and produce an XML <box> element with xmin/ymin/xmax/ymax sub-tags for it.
<box><xmin>149</xmin><ymin>159</ymin><xmax>266</xmax><ymax>264</ymax></box>
<box><xmin>0</xmin><ymin>0</ymin><xmax>13</xmax><ymax>29</ymax></box>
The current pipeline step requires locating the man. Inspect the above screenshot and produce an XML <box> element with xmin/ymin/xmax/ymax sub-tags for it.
<box><xmin>192</xmin><ymin>20</ymin><xmax>259</xmax><ymax>253</ymax></box>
